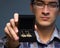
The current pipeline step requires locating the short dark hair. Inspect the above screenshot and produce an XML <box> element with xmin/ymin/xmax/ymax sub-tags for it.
<box><xmin>31</xmin><ymin>0</ymin><xmax>34</xmax><ymax>4</ymax></box>
<box><xmin>31</xmin><ymin>0</ymin><xmax>60</xmax><ymax>8</ymax></box>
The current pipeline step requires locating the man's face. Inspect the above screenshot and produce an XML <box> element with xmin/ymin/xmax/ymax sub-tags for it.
<box><xmin>31</xmin><ymin>0</ymin><xmax>59</xmax><ymax>27</ymax></box>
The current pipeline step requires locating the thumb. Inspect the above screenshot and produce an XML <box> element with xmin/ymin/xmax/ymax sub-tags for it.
<box><xmin>14</xmin><ymin>13</ymin><xmax>19</xmax><ymax>23</ymax></box>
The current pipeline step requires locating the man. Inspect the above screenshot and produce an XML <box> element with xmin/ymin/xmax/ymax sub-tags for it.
<box><xmin>4</xmin><ymin>0</ymin><xmax>60</xmax><ymax>48</ymax></box>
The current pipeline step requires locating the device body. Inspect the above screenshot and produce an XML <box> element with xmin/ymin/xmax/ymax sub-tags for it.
<box><xmin>18</xmin><ymin>15</ymin><xmax>36</xmax><ymax>42</ymax></box>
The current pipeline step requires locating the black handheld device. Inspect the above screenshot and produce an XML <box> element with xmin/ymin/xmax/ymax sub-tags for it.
<box><xmin>18</xmin><ymin>15</ymin><xmax>36</xmax><ymax>42</ymax></box>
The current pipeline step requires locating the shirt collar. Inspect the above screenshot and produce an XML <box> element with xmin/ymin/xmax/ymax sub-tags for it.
<box><xmin>50</xmin><ymin>27</ymin><xmax>59</xmax><ymax>41</ymax></box>
<box><xmin>34</xmin><ymin>27</ymin><xmax>60</xmax><ymax>44</ymax></box>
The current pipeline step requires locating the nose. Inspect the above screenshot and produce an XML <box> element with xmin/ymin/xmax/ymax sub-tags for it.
<box><xmin>42</xmin><ymin>6</ymin><xmax>49</xmax><ymax>16</ymax></box>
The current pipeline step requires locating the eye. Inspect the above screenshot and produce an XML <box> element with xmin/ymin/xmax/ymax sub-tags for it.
<box><xmin>36</xmin><ymin>2</ymin><xmax>44</xmax><ymax>6</ymax></box>
<box><xmin>33</xmin><ymin>2</ymin><xmax>44</xmax><ymax>6</ymax></box>
<box><xmin>49</xmin><ymin>2</ymin><xmax>59</xmax><ymax>8</ymax></box>
<box><xmin>50</xmin><ymin>4</ymin><xmax>58</xmax><ymax>7</ymax></box>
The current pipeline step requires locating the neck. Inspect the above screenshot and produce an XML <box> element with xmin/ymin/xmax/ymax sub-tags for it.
<box><xmin>35</xmin><ymin>23</ymin><xmax>55</xmax><ymax>44</ymax></box>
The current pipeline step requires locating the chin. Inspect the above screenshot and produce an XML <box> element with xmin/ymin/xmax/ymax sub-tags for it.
<box><xmin>39</xmin><ymin>22</ymin><xmax>52</xmax><ymax>27</ymax></box>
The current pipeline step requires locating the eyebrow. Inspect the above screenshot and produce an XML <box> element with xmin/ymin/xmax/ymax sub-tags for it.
<box><xmin>49</xmin><ymin>2</ymin><xmax>58</xmax><ymax>4</ymax></box>
<box><xmin>35</xmin><ymin>0</ymin><xmax>58</xmax><ymax>3</ymax></box>
<box><xmin>35</xmin><ymin>0</ymin><xmax>43</xmax><ymax>2</ymax></box>
<box><xmin>35</xmin><ymin>0</ymin><xmax>59</xmax><ymax>5</ymax></box>
<box><xmin>34</xmin><ymin>0</ymin><xmax>44</xmax><ymax>3</ymax></box>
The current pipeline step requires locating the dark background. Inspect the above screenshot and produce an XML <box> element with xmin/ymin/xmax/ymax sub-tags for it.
<box><xmin>0</xmin><ymin>0</ymin><xmax>60</xmax><ymax>38</ymax></box>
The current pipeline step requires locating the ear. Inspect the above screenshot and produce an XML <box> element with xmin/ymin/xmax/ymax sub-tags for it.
<box><xmin>58</xmin><ymin>10</ymin><xmax>60</xmax><ymax>15</ymax></box>
<box><xmin>30</xmin><ymin>4</ymin><xmax>34</xmax><ymax>13</ymax></box>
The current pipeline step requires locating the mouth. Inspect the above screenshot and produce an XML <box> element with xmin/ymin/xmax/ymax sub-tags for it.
<box><xmin>41</xmin><ymin>16</ymin><xmax>50</xmax><ymax>21</ymax></box>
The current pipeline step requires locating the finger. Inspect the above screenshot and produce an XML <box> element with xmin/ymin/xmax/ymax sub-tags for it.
<box><xmin>7</xmin><ymin>23</ymin><xmax>19</xmax><ymax>40</ymax></box>
<box><xmin>4</xmin><ymin>26</ymin><xmax>12</xmax><ymax>38</ymax></box>
<box><xmin>14</xmin><ymin>13</ymin><xmax>19</xmax><ymax>23</ymax></box>
<box><xmin>10</xmin><ymin>19</ymin><xmax>15</xmax><ymax>28</ymax></box>
<box><xmin>10</xmin><ymin>19</ymin><xmax>18</xmax><ymax>33</ymax></box>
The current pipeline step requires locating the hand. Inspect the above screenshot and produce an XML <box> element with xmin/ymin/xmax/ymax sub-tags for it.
<box><xmin>4</xmin><ymin>13</ymin><xmax>19</xmax><ymax>48</ymax></box>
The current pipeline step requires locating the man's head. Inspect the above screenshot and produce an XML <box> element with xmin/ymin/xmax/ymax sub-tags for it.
<box><xmin>30</xmin><ymin>0</ymin><xmax>60</xmax><ymax>27</ymax></box>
